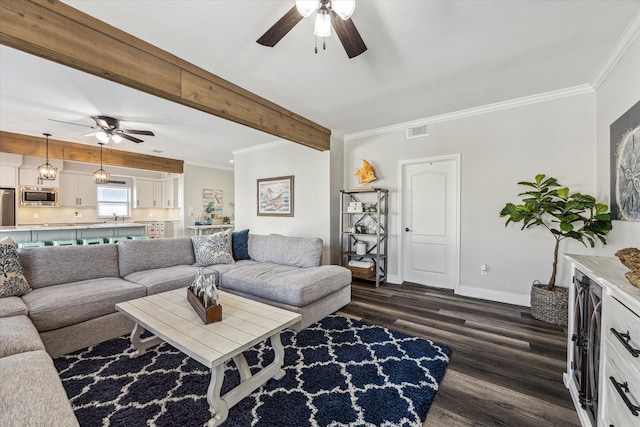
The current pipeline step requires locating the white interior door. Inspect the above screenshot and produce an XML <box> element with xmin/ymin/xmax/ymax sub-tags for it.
<box><xmin>401</xmin><ymin>156</ymin><xmax>459</xmax><ymax>291</ymax></box>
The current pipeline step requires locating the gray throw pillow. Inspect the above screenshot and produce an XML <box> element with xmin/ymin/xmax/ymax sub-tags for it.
<box><xmin>191</xmin><ymin>231</ymin><xmax>235</xmax><ymax>267</ymax></box>
<box><xmin>0</xmin><ymin>237</ymin><xmax>32</xmax><ymax>297</ymax></box>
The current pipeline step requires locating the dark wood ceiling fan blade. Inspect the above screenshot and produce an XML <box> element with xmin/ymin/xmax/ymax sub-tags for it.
<box><xmin>48</xmin><ymin>118</ymin><xmax>94</xmax><ymax>128</ymax></box>
<box><xmin>330</xmin><ymin>11</ymin><xmax>367</xmax><ymax>59</ymax></box>
<box><xmin>119</xmin><ymin>133</ymin><xmax>144</xmax><ymax>143</ymax></box>
<box><xmin>120</xmin><ymin>129</ymin><xmax>155</xmax><ymax>136</ymax></box>
<box><xmin>257</xmin><ymin>6</ymin><xmax>304</xmax><ymax>47</ymax></box>
<box><xmin>91</xmin><ymin>115</ymin><xmax>113</xmax><ymax>130</ymax></box>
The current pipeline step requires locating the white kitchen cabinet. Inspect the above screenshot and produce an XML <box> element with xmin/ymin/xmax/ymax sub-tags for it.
<box><xmin>135</xmin><ymin>179</ymin><xmax>162</xmax><ymax>208</ymax></box>
<box><xmin>0</xmin><ymin>166</ymin><xmax>17</xmax><ymax>187</ymax></box>
<box><xmin>59</xmin><ymin>173</ymin><xmax>97</xmax><ymax>207</ymax></box>
<box><xmin>162</xmin><ymin>178</ymin><xmax>178</xmax><ymax>208</ymax></box>
<box><xmin>19</xmin><ymin>165</ymin><xmax>61</xmax><ymax>187</ymax></box>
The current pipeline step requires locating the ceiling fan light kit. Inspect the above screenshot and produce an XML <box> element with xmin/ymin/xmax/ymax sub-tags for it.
<box><xmin>259</xmin><ymin>0</ymin><xmax>366</xmax><ymax>58</ymax></box>
<box><xmin>37</xmin><ymin>133</ymin><xmax>58</xmax><ymax>180</ymax></box>
<box><xmin>93</xmin><ymin>143</ymin><xmax>110</xmax><ymax>184</ymax></box>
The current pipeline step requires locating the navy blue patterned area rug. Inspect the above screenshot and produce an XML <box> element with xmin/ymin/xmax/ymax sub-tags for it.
<box><xmin>54</xmin><ymin>315</ymin><xmax>451</xmax><ymax>427</ymax></box>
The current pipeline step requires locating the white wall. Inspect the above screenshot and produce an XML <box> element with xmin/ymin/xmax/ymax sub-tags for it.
<box><xmin>182</xmin><ymin>164</ymin><xmax>234</xmax><ymax>234</ymax></box>
<box><xmin>234</xmin><ymin>141</ymin><xmax>332</xmax><ymax>264</ymax></box>
<box><xmin>345</xmin><ymin>94</ymin><xmax>598</xmax><ymax>305</ymax></box>
<box><xmin>595</xmin><ymin>33</ymin><xmax>640</xmax><ymax>253</ymax></box>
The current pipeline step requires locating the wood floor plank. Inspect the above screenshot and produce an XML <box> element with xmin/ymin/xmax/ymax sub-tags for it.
<box><xmin>338</xmin><ymin>280</ymin><xmax>580</xmax><ymax>426</ymax></box>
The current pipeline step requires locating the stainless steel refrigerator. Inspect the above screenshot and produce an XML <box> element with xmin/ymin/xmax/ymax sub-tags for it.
<box><xmin>0</xmin><ymin>189</ymin><xmax>16</xmax><ymax>226</ymax></box>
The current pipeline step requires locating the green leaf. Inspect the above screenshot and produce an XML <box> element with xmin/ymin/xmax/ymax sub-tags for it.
<box><xmin>559</xmin><ymin>222</ymin><xmax>574</xmax><ymax>232</ymax></box>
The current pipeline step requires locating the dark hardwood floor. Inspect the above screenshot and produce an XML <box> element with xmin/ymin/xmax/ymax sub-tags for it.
<box><xmin>337</xmin><ymin>280</ymin><xmax>580</xmax><ymax>427</ymax></box>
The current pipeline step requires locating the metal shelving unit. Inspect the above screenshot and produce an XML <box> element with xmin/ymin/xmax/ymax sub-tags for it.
<box><xmin>339</xmin><ymin>188</ymin><xmax>388</xmax><ymax>287</ymax></box>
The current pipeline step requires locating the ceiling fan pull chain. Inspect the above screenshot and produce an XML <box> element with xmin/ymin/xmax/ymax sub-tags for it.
<box><xmin>323</xmin><ymin>39</ymin><xmax>326</xmax><ymax>51</ymax></box>
<box><xmin>315</xmin><ymin>34</ymin><xmax>318</xmax><ymax>54</ymax></box>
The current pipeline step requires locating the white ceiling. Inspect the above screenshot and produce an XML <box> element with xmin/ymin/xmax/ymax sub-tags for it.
<box><xmin>1</xmin><ymin>0</ymin><xmax>639</xmax><ymax>170</ymax></box>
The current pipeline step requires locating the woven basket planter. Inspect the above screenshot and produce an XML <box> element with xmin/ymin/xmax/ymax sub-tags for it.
<box><xmin>530</xmin><ymin>283</ymin><xmax>568</xmax><ymax>326</ymax></box>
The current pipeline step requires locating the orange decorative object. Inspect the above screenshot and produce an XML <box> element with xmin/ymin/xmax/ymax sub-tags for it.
<box><xmin>355</xmin><ymin>160</ymin><xmax>377</xmax><ymax>185</ymax></box>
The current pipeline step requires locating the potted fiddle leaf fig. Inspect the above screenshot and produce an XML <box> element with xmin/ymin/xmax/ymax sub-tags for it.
<box><xmin>499</xmin><ymin>174</ymin><xmax>612</xmax><ymax>325</ymax></box>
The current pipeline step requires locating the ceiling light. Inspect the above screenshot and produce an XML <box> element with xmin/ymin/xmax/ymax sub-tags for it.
<box><xmin>332</xmin><ymin>0</ymin><xmax>355</xmax><ymax>19</ymax></box>
<box><xmin>295</xmin><ymin>0</ymin><xmax>319</xmax><ymax>17</ymax></box>
<box><xmin>93</xmin><ymin>143</ymin><xmax>110</xmax><ymax>184</ymax></box>
<box><xmin>37</xmin><ymin>133</ymin><xmax>58</xmax><ymax>181</ymax></box>
<box><xmin>314</xmin><ymin>8</ymin><xmax>331</xmax><ymax>37</ymax></box>
<box><xmin>111</xmin><ymin>134</ymin><xmax>123</xmax><ymax>144</ymax></box>
<box><xmin>96</xmin><ymin>131</ymin><xmax>109</xmax><ymax>143</ymax></box>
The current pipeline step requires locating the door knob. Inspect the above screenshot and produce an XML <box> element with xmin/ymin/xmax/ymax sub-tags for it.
<box><xmin>405</xmin><ymin>227</ymin><xmax>410</xmax><ymax>232</ymax></box>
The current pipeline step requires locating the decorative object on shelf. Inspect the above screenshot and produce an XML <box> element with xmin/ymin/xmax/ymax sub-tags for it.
<box><xmin>222</xmin><ymin>216</ymin><xmax>230</xmax><ymax>224</ymax></box>
<box><xmin>37</xmin><ymin>133</ymin><xmax>58</xmax><ymax>181</ymax></box>
<box><xmin>354</xmin><ymin>159</ymin><xmax>377</xmax><ymax>189</ymax></box>
<box><xmin>500</xmin><ymin>174</ymin><xmax>613</xmax><ymax>325</ymax></box>
<box><xmin>609</xmin><ymin>100</ymin><xmax>640</xmax><ymax>221</ymax></box>
<box><xmin>257</xmin><ymin>175</ymin><xmax>294</xmax><ymax>217</ymax></box>
<box><xmin>355</xmin><ymin>240</ymin><xmax>367</xmax><ymax>255</ymax></box>
<box><xmin>188</xmin><ymin>268</ymin><xmax>221</xmax><ymax>324</ymax></box>
<box><xmin>615</xmin><ymin>247</ymin><xmax>640</xmax><ymax>288</ymax></box>
<box><xmin>92</xmin><ymin>143</ymin><xmax>110</xmax><ymax>184</ymax></box>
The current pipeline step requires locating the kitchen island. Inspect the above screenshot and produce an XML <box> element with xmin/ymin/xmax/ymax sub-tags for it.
<box><xmin>0</xmin><ymin>222</ymin><xmax>147</xmax><ymax>244</ymax></box>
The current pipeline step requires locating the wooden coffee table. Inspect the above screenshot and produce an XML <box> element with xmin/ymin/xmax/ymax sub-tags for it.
<box><xmin>115</xmin><ymin>288</ymin><xmax>301</xmax><ymax>426</ymax></box>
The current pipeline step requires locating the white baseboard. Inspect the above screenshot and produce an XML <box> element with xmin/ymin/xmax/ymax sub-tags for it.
<box><xmin>458</xmin><ymin>285</ymin><xmax>530</xmax><ymax>307</ymax></box>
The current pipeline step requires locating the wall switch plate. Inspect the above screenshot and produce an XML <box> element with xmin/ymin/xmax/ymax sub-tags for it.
<box><xmin>481</xmin><ymin>264</ymin><xmax>488</xmax><ymax>275</ymax></box>
<box><xmin>33</xmin><ymin>213</ymin><xmax>39</xmax><ymax>219</ymax></box>
<box><xmin>74</xmin><ymin>212</ymin><xmax>82</xmax><ymax>218</ymax></box>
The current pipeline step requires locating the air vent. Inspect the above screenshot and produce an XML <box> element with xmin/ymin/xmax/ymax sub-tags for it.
<box><xmin>106</xmin><ymin>179</ymin><xmax>127</xmax><ymax>185</ymax></box>
<box><xmin>406</xmin><ymin>124</ymin><xmax>429</xmax><ymax>139</ymax></box>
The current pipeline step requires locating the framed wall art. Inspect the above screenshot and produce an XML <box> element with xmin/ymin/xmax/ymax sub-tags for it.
<box><xmin>610</xmin><ymin>100</ymin><xmax>640</xmax><ymax>221</ymax></box>
<box><xmin>257</xmin><ymin>175</ymin><xmax>294</xmax><ymax>217</ymax></box>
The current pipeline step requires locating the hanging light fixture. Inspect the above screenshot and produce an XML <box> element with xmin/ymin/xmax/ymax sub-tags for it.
<box><xmin>37</xmin><ymin>133</ymin><xmax>58</xmax><ymax>180</ymax></box>
<box><xmin>92</xmin><ymin>143</ymin><xmax>110</xmax><ymax>184</ymax></box>
<box><xmin>294</xmin><ymin>0</ymin><xmax>356</xmax><ymax>54</ymax></box>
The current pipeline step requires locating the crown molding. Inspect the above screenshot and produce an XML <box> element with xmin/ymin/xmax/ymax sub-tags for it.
<box><xmin>344</xmin><ymin>85</ymin><xmax>594</xmax><ymax>141</ymax></box>
<box><xmin>592</xmin><ymin>8</ymin><xmax>640</xmax><ymax>90</ymax></box>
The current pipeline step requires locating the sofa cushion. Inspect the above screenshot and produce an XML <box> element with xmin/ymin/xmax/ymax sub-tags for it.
<box><xmin>0</xmin><ymin>296</ymin><xmax>28</xmax><ymax>317</ymax></box>
<box><xmin>21</xmin><ymin>278</ymin><xmax>146</xmax><ymax>332</ymax></box>
<box><xmin>18</xmin><ymin>244</ymin><xmax>120</xmax><ymax>289</ymax></box>
<box><xmin>0</xmin><ymin>350</ymin><xmax>79</xmax><ymax>427</ymax></box>
<box><xmin>0</xmin><ymin>315</ymin><xmax>46</xmax><ymax>357</ymax></box>
<box><xmin>124</xmin><ymin>265</ymin><xmax>202</xmax><ymax>295</ymax></box>
<box><xmin>232</xmin><ymin>229</ymin><xmax>250</xmax><ymax>260</ymax></box>
<box><xmin>191</xmin><ymin>231</ymin><xmax>235</xmax><ymax>266</ymax></box>
<box><xmin>0</xmin><ymin>237</ymin><xmax>31</xmax><ymax>297</ymax></box>
<box><xmin>247</xmin><ymin>234</ymin><xmax>269</xmax><ymax>262</ymax></box>
<box><xmin>117</xmin><ymin>237</ymin><xmax>195</xmax><ymax>277</ymax></box>
<box><xmin>220</xmin><ymin>263</ymin><xmax>351</xmax><ymax>307</ymax></box>
<box><xmin>264</xmin><ymin>234</ymin><xmax>323</xmax><ymax>268</ymax></box>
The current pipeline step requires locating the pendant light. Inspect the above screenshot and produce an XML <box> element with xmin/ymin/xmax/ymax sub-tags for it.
<box><xmin>92</xmin><ymin>143</ymin><xmax>110</xmax><ymax>184</ymax></box>
<box><xmin>37</xmin><ymin>133</ymin><xmax>58</xmax><ymax>180</ymax></box>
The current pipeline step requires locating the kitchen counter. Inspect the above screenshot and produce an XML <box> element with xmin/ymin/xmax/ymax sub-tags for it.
<box><xmin>0</xmin><ymin>222</ymin><xmax>143</xmax><ymax>232</ymax></box>
<box><xmin>0</xmin><ymin>222</ymin><xmax>148</xmax><ymax>244</ymax></box>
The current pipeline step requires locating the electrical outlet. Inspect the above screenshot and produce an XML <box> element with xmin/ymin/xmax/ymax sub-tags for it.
<box><xmin>33</xmin><ymin>213</ymin><xmax>39</xmax><ymax>219</ymax></box>
<box><xmin>481</xmin><ymin>264</ymin><xmax>488</xmax><ymax>275</ymax></box>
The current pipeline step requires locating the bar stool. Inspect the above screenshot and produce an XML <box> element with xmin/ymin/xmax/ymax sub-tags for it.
<box><xmin>51</xmin><ymin>239</ymin><xmax>77</xmax><ymax>246</ymax></box>
<box><xmin>80</xmin><ymin>238</ymin><xmax>104</xmax><ymax>245</ymax></box>
<box><xmin>107</xmin><ymin>236</ymin><xmax>127</xmax><ymax>244</ymax></box>
<box><xmin>16</xmin><ymin>241</ymin><xmax>45</xmax><ymax>249</ymax></box>
<box><xmin>128</xmin><ymin>235</ymin><xmax>148</xmax><ymax>240</ymax></box>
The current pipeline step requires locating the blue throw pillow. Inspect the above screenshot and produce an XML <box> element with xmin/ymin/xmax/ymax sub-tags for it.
<box><xmin>232</xmin><ymin>229</ymin><xmax>250</xmax><ymax>260</ymax></box>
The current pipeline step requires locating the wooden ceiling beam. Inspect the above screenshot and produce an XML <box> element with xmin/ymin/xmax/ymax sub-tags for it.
<box><xmin>0</xmin><ymin>131</ymin><xmax>184</xmax><ymax>174</ymax></box>
<box><xmin>0</xmin><ymin>0</ymin><xmax>331</xmax><ymax>151</ymax></box>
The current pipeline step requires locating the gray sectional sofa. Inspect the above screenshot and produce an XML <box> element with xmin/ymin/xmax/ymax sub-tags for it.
<box><xmin>0</xmin><ymin>233</ymin><xmax>351</xmax><ymax>426</ymax></box>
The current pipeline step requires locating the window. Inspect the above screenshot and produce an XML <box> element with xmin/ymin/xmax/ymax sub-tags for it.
<box><xmin>97</xmin><ymin>185</ymin><xmax>131</xmax><ymax>217</ymax></box>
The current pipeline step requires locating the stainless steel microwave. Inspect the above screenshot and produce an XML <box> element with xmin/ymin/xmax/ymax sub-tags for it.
<box><xmin>20</xmin><ymin>187</ymin><xmax>59</xmax><ymax>206</ymax></box>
